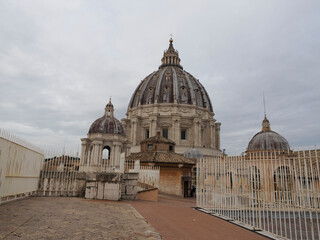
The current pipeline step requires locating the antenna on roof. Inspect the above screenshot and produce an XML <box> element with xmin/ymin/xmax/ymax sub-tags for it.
<box><xmin>263</xmin><ymin>92</ymin><xmax>267</xmax><ymax>118</ymax></box>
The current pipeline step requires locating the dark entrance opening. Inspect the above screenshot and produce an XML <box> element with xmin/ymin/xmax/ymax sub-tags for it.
<box><xmin>182</xmin><ymin>176</ymin><xmax>192</xmax><ymax>198</ymax></box>
<box><xmin>184</xmin><ymin>181</ymin><xmax>189</xmax><ymax>198</ymax></box>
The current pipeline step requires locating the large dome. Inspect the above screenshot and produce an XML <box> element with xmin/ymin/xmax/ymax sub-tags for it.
<box><xmin>128</xmin><ymin>38</ymin><xmax>213</xmax><ymax>112</ymax></box>
<box><xmin>123</xmin><ymin>38</ymin><xmax>221</xmax><ymax>157</ymax></box>
<box><xmin>88</xmin><ymin>99</ymin><xmax>126</xmax><ymax>136</ymax></box>
<box><xmin>247</xmin><ymin>116</ymin><xmax>290</xmax><ymax>151</ymax></box>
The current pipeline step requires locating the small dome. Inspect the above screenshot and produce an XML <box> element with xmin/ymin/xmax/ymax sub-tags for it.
<box><xmin>128</xmin><ymin>38</ymin><xmax>213</xmax><ymax>112</ymax></box>
<box><xmin>184</xmin><ymin>148</ymin><xmax>203</xmax><ymax>159</ymax></box>
<box><xmin>88</xmin><ymin>99</ymin><xmax>126</xmax><ymax>136</ymax></box>
<box><xmin>247</xmin><ymin>116</ymin><xmax>290</xmax><ymax>151</ymax></box>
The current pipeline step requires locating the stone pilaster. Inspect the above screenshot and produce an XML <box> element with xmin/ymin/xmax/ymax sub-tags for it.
<box><xmin>149</xmin><ymin>113</ymin><xmax>158</xmax><ymax>137</ymax></box>
<box><xmin>131</xmin><ymin>119</ymin><xmax>137</xmax><ymax>145</ymax></box>
<box><xmin>172</xmin><ymin>114</ymin><xmax>181</xmax><ymax>145</ymax></box>
<box><xmin>80</xmin><ymin>138</ymin><xmax>88</xmax><ymax>165</ymax></box>
<box><xmin>193</xmin><ymin>117</ymin><xmax>201</xmax><ymax>147</ymax></box>
<box><xmin>113</xmin><ymin>143</ymin><xmax>122</xmax><ymax>168</ymax></box>
<box><xmin>215</xmin><ymin>122</ymin><xmax>221</xmax><ymax>150</ymax></box>
<box><xmin>92</xmin><ymin>140</ymin><xmax>103</xmax><ymax>165</ymax></box>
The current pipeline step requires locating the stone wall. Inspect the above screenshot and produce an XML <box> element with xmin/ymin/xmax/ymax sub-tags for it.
<box><xmin>85</xmin><ymin>172</ymin><xmax>122</xmax><ymax>201</ymax></box>
<box><xmin>37</xmin><ymin>171</ymin><xmax>138</xmax><ymax>201</ymax></box>
<box><xmin>83</xmin><ymin>172</ymin><xmax>139</xmax><ymax>201</ymax></box>
<box><xmin>121</xmin><ymin>173</ymin><xmax>138</xmax><ymax>200</ymax></box>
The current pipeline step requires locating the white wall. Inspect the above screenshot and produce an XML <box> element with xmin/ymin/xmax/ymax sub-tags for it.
<box><xmin>0</xmin><ymin>130</ymin><xmax>43</xmax><ymax>204</ymax></box>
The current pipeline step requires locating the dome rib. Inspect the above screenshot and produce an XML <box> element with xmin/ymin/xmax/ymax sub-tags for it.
<box><xmin>172</xmin><ymin>67</ymin><xmax>179</xmax><ymax>102</ymax></box>
<box><xmin>154</xmin><ymin>67</ymin><xmax>166</xmax><ymax>103</ymax></box>
<box><xmin>183</xmin><ymin>72</ymin><xmax>196</xmax><ymax>104</ymax></box>
<box><xmin>128</xmin><ymin>79</ymin><xmax>144</xmax><ymax>109</ymax></box>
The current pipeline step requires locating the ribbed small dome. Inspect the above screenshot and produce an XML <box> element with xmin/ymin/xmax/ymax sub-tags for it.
<box><xmin>89</xmin><ymin>117</ymin><xmax>125</xmax><ymax>136</ymax></box>
<box><xmin>184</xmin><ymin>148</ymin><xmax>203</xmax><ymax>159</ymax></box>
<box><xmin>88</xmin><ymin>99</ymin><xmax>126</xmax><ymax>136</ymax></box>
<box><xmin>247</xmin><ymin>116</ymin><xmax>290</xmax><ymax>151</ymax></box>
<box><xmin>128</xmin><ymin>38</ymin><xmax>213</xmax><ymax>112</ymax></box>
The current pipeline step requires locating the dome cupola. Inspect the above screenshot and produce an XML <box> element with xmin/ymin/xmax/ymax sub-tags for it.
<box><xmin>247</xmin><ymin>116</ymin><xmax>290</xmax><ymax>151</ymax></box>
<box><xmin>128</xmin><ymin>38</ymin><xmax>213</xmax><ymax>111</ymax></box>
<box><xmin>88</xmin><ymin>99</ymin><xmax>126</xmax><ymax>136</ymax></box>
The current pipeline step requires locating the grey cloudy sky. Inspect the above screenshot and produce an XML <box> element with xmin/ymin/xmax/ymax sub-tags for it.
<box><xmin>0</xmin><ymin>0</ymin><xmax>319</xmax><ymax>155</ymax></box>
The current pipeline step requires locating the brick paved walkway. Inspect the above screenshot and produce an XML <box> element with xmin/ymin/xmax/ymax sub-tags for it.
<box><xmin>0</xmin><ymin>196</ymin><xmax>269</xmax><ymax>240</ymax></box>
<box><xmin>131</xmin><ymin>195</ymin><xmax>268</xmax><ymax>240</ymax></box>
<box><xmin>0</xmin><ymin>197</ymin><xmax>160</xmax><ymax>240</ymax></box>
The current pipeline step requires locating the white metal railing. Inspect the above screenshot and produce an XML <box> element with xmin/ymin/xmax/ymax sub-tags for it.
<box><xmin>137</xmin><ymin>165</ymin><xmax>160</xmax><ymax>191</ymax></box>
<box><xmin>0</xmin><ymin>128</ymin><xmax>43</xmax><ymax>154</ymax></box>
<box><xmin>125</xmin><ymin>162</ymin><xmax>160</xmax><ymax>191</ymax></box>
<box><xmin>197</xmin><ymin>147</ymin><xmax>320</xmax><ymax>240</ymax></box>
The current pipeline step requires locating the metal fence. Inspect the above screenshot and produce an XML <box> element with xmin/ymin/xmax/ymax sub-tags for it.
<box><xmin>38</xmin><ymin>150</ymin><xmax>81</xmax><ymax>197</ymax></box>
<box><xmin>197</xmin><ymin>147</ymin><xmax>320</xmax><ymax>240</ymax></box>
<box><xmin>38</xmin><ymin>149</ymin><xmax>160</xmax><ymax>196</ymax></box>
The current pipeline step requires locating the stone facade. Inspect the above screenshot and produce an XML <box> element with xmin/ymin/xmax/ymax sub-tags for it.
<box><xmin>158</xmin><ymin>166</ymin><xmax>192</xmax><ymax>196</ymax></box>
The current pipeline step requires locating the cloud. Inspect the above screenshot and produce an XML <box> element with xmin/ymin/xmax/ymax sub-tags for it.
<box><xmin>0</xmin><ymin>0</ymin><xmax>319</xmax><ymax>155</ymax></box>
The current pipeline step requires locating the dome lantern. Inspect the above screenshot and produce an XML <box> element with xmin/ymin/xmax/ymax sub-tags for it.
<box><xmin>159</xmin><ymin>38</ymin><xmax>183</xmax><ymax>69</ymax></box>
<box><xmin>104</xmin><ymin>98</ymin><xmax>114</xmax><ymax>117</ymax></box>
<box><xmin>262</xmin><ymin>116</ymin><xmax>271</xmax><ymax>132</ymax></box>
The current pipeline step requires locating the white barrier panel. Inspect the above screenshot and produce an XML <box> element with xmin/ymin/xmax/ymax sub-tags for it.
<box><xmin>0</xmin><ymin>129</ymin><xmax>43</xmax><ymax>204</ymax></box>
